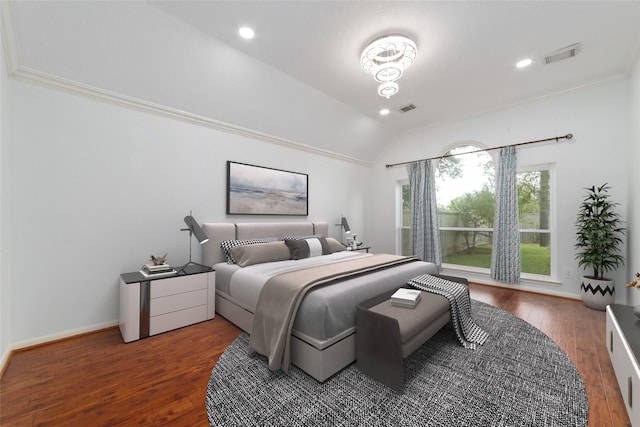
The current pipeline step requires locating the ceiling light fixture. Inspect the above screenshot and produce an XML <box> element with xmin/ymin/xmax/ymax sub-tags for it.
<box><xmin>516</xmin><ymin>58</ymin><xmax>532</xmax><ymax>68</ymax></box>
<box><xmin>361</xmin><ymin>34</ymin><xmax>417</xmax><ymax>99</ymax></box>
<box><xmin>239</xmin><ymin>27</ymin><xmax>255</xmax><ymax>39</ymax></box>
<box><xmin>379</xmin><ymin>108</ymin><xmax>390</xmax><ymax>116</ymax></box>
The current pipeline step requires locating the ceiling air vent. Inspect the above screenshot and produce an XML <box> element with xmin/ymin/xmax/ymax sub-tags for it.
<box><xmin>544</xmin><ymin>43</ymin><xmax>579</xmax><ymax>64</ymax></box>
<box><xmin>399</xmin><ymin>104</ymin><xmax>417</xmax><ymax>113</ymax></box>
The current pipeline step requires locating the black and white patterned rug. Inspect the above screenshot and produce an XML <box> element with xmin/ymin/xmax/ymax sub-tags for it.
<box><xmin>206</xmin><ymin>300</ymin><xmax>588</xmax><ymax>426</ymax></box>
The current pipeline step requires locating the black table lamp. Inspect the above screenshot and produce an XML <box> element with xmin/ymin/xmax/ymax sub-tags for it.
<box><xmin>177</xmin><ymin>211</ymin><xmax>211</xmax><ymax>273</ymax></box>
<box><xmin>336</xmin><ymin>216</ymin><xmax>351</xmax><ymax>245</ymax></box>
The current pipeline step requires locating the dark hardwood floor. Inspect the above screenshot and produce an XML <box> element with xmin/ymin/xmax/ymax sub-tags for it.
<box><xmin>0</xmin><ymin>284</ymin><xmax>630</xmax><ymax>426</ymax></box>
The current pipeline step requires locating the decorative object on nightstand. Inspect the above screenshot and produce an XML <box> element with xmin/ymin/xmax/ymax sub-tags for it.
<box><xmin>625</xmin><ymin>272</ymin><xmax>640</xmax><ymax>318</ymax></box>
<box><xmin>335</xmin><ymin>216</ymin><xmax>351</xmax><ymax>245</ymax></box>
<box><xmin>150</xmin><ymin>253</ymin><xmax>168</xmax><ymax>265</ymax></box>
<box><xmin>177</xmin><ymin>211</ymin><xmax>211</xmax><ymax>274</ymax></box>
<box><xmin>140</xmin><ymin>253</ymin><xmax>176</xmax><ymax>278</ymax></box>
<box><xmin>349</xmin><ymin>233</ymin><xmax>365</xmax><ymax>250</ymax></box>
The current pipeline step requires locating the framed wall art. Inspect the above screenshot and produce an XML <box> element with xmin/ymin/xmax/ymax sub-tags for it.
<box><xmin>226</xmin><ymin>161</ymin><xmax>308</xmax><ymax>216</ymax></box>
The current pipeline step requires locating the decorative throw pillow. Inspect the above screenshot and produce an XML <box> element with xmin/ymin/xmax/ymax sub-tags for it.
<box><xmin>284</xmin><ymin>236</ymin><xmax>331</xmax><ymax>260</ymax></box>
<box><xmin>325</xmin><ymin>237</ymin><xmax>347</xmax><ymax>253</ymax></box>
<box><xmin>283</xmin><ymin>235</ymin><xmax>318</xmax><ymax>241</ymax></box>
<box><xmin>230</xmin><ymin>241</ymin><xmax>291</xmax><ymax>267</ymax></box>
<box><xmin>220</xmin><ymin>238</ymin><xmax>278</xmax><ymax>264</ymax></box>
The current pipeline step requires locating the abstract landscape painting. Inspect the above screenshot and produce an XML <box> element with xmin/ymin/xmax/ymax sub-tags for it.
<box><xmin>227</xmin><ymin>161</ymin><xmax>308</xmax><ymax>215</ymax></box>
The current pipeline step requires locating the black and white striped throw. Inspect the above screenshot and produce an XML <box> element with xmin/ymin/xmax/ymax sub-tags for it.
<box><xmin>408</xmin><ymin>274</ymin><xmax>488</xmax><ymax>349</ymax></box>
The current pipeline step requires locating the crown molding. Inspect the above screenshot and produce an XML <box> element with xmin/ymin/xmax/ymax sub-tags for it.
<box><xmin>0</xmin><ymin>2</ymin><xmax>371</xmax><ymax>168</ymax></box>
<box><xmin>0</xmin><ymin>1</ymin><xmax>19</xmax><ymax>76</ymax></box>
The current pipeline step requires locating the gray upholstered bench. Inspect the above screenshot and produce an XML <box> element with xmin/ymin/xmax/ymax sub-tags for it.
<box><xmin>355</xmin><ymin>274</ymin><xmax>468</xmax><ymax>392</ymax></box>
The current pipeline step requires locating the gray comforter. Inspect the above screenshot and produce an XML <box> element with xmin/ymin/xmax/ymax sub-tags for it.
<box><xmin>249</xmin><ymin>254</ymin><xmax>420</xmax><ymax>372</ymax></box>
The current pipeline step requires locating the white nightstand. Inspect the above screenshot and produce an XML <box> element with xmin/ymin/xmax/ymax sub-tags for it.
<box><xmin>607</xmin><ymin>304</ymin><xmax>640</xmax><ymax>426</ymax></box>
<box><xmin>119</xmin><ymin>264</ymin><xmax>215</xmax><ymax>343</ymax></box>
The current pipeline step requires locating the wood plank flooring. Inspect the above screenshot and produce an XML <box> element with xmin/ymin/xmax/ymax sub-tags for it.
<box><xmin>0</xmin><ymin>284</ymin><xmax>630</xmax><ymax>426</ymax></box>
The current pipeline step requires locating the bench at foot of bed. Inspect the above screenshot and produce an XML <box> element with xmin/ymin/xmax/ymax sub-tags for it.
<box><xmin>355</xmin><ymin>275</ymin><xmax>468</xmax><ymax>393</ymax></box>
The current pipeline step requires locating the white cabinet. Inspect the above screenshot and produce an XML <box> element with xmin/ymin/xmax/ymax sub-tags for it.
<box><xmin>606</xmin><ymin>305</ymin><xmax>640</xmax><ymax>426</ymax></box>
<box><xmin>119</xmin><ymin>267</ymin><xmax>215</xmax><ymax>342</ymax></box>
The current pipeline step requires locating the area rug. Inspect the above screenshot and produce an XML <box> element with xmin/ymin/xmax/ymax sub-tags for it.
<box><xmin>206</xmin><ymin>300</ymin><xmax>588</xmax><ymax>426</ymax></box>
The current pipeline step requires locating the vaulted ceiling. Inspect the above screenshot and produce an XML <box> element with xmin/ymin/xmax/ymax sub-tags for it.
<box><xmin>5</xmin><ymin>1</ymin><xmax>640</xmax><ymax>163</ymax></box>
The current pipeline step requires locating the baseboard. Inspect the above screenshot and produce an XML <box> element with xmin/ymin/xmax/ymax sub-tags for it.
<box><xmin>0</xmin><ymin>346</ymin><xmax>14</xmax><ymax>378</ymax></box>
<box><xmin>470</xmin><ymin>280</ymin><xmax>582</xmax><ymax>301</ymax></box>
<box><xmin>0</xmin><ymin>320</ymin><xmax>118</xmax><ymax>379</ymax></box>
<box><xmin>439</xmin><ymin>267</ymin><xmax>581</xmax><ymax>301</ymax></box>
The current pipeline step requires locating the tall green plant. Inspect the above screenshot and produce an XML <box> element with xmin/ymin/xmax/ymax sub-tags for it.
<box><xmin>575</xmin><ymin>183</ymin><xmax>626</xmax><ymax>279</ymax></box>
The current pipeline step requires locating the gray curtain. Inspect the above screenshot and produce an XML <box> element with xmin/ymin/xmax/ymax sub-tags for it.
<box><xmin>407</xmin><ymin>160</ymin><xmax>441</xmax><ymax>267</ymax></box>
<box><xmin>491</xmin><ymin>146</ymin><xmax>520</xmax><ymax>282</ymax></box>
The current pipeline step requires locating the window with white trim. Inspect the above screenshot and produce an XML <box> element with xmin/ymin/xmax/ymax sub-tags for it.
<box><xmin>398</xmin><ymin>145</ymin><xmax>553</xmax><ymax>277</ymax></box>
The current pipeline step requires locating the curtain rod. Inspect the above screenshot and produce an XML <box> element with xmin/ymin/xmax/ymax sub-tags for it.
<box><xmin>385</xmin><ymin>133</ymin><xmax>573</xmax><ymax>169</ymax></box>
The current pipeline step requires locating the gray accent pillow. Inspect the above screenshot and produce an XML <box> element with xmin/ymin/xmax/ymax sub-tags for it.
<box><xmin>230</xmin><ymin>241</ymin><xmax>291</xmax><ymax>267</ymax></box>
<box><xmin>325</xmin><ymin>237</ymin><xmax>346</xmax><ymax>253</ymax></box>
<box><xmin>220</xmin><ymin>238</ymin><xmax>279</xmax><ymax>264</ymax></box>
<box><xmin>285</xmin><ymin>236</ymin><xmax>332</xmax><ymax>260</ymax></box>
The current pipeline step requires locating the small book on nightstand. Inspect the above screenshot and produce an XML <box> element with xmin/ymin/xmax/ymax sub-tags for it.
<box><xmin>142</xmin><ymin>263</ymin><xmax>172</xmax><ymax>273</ymax></box>
<box><xmin>391</xmin><ymin>288</ymin><xmax>421</xmax><ymax>308</ymax></box>
<box><xmin>139</xmin><ymin>268</ymin><xmax>177</xmax><ymax>278</ymax></box>
<box><xmin>140</xmin><ymin>263</ymin><xmax>176</xmax><ymax>278</ymax></box>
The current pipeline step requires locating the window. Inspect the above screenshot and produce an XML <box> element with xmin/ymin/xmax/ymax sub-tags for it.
<box><xmin>437</xmin><ymin>146</ymin><xmax>495</xmax><ymax>269</ymax></box>
<box><xmin>400</xmin><ymin>183</ymin><xmax>411</xmax><ymax>256</ymax></box>
<box><xmin>398</xmin><ymin>145</ymin><xmax>553</xmax><ymax>278</ymax></box>
<box><xmin>517</xmin><ymin>168</ymin><xmax>552</xmax><ymax>276</ymax></box>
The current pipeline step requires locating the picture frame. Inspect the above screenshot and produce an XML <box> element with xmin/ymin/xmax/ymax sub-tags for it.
<box><xmin>226</xmin><ymin>161</ymin><xmax>308</xmax><ymax>216</ymax></box>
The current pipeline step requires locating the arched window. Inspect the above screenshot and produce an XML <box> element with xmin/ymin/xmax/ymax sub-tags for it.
<box><xmin>399</xmin><ymin>144</ymin><xmax>553</xmax><ymax>278</ymax></box>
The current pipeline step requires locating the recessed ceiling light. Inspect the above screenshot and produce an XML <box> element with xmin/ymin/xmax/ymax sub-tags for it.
<box><xmin>516</xmin><ymin>58</ymin><xmax>532</xmax><ymax>68</ymax></box>
<box><xmin>380</xmin><ymin>108</ymin><xmax>390</xmax><ymax>116</ymax></box>
<box><xmin>239</xmin><ymin>27</ymin><xmax>255</xmax><ymax>39</ymax></box>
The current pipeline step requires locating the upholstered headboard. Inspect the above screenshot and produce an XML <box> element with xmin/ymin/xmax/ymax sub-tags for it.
<box><xmin>200</xmin><ymin>221</ymin><xmax>329</xmax><ymax>266</ymax></box>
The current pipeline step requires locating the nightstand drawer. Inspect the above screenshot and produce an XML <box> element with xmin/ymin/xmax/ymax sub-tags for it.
<box><xmin>150</xmin><ymin>305</ymin><xmax>208</xmax><ymax>335</ymax></box>
<box><xmin>151</xmin><ymin>274</ymin><xmax>206</xmax><ymax>298</ymax></box>
<box><xmin>150</xmin><ymin>289</ymin><xmax>207</xmax><ymax>316</ymax></box>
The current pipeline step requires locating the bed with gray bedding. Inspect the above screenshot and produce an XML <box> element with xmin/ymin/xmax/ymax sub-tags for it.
<box><xmin>201</xmin><ymin>221</ymin><xmax>438</xmax><ymax>381</ymax></box>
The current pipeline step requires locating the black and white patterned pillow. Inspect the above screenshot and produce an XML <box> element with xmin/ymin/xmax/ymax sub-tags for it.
<box><xmin>220</xmin><ymin>238</ymin><xmax>278</xmax><ymax>264</ymax></box>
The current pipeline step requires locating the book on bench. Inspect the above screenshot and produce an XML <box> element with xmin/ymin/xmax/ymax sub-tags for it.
<box><xmin>391</xmin><ymin>288</ymin><xmax>421</xmax><ymax>308</ymax></box>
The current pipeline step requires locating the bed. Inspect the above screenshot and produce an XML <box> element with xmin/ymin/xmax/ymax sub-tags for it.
<box><xmin>200</xmin><ymin>221</ymin><xmax>438</xmax><ymax>381</ymax></box>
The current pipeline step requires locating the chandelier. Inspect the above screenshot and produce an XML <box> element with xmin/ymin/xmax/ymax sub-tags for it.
<box><xmin>360</xmin><ymin>34</ymin><xmax>417</xmax><ymax>98</ymax></box>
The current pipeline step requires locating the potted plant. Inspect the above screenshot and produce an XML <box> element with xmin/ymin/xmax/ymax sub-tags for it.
<box><xmin>575</xmin><ymin>183</ymin><xmax>626</xmax><ymax>310</ymax></box>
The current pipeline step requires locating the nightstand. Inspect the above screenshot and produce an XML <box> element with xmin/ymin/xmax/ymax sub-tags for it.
<box><xmin>350</xmin><ymin>246</ymin><xmax>371</xmax><ymax>253</ymax></box>
<box><xmin>119</xmin><ymin>264</ymin><xmax>215</xmax><ymax>343</ymax></box>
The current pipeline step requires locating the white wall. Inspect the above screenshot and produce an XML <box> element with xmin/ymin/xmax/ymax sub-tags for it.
<box><xmin>368</xmin><ymin>78</ymin><xmax>631</xmax><ymax>300</ymax></box>
<box><xmin>2</xmin><ymin>76</ymin><xmax>370</xmax><ymax>347</ymax></box>
<box><xmin>0</xmin><ymin>23</ymin><xmax>8</xmax><ymax>366</ymax></box>
<box><xmin>9</xmin><ymin>0</ymin><xmax>392</xmax><ymax>162</ymax></box>
<box><xmin>628</xmin><ymin>56</ymin><xmax>640</xmax><ymax>306</ymax></box>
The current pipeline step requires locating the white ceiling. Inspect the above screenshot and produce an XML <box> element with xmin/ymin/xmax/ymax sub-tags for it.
<box><xmin>151</xmin><ymin>0</ymin><xmax>640</xmax><ymax>133</ymax></box>
<box><xmin>5</xmin><ymin>1</ymin><xmax>640</xmax><ymax>161</ymax></box>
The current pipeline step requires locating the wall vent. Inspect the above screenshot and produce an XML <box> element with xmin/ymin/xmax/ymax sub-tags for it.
<box><xmin>544</xmin><ymin>43</ymin><xmax>579</xmax><ymax>64</ymax></box>
<box><xmin>399</xmin><ymin>104</ymin><xmax>417</xmax><ymax>113</ymax></box>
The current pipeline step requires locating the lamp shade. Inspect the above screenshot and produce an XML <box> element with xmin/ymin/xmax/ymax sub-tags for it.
<box><xmin>184</xmin><ymin>215</ymin><xmax>209</xmax><ymax>244</ymax></box>
<box><xmin>341</xmin><ymin>217</ymin><xmax>351</xmax><ymax>234</ymax></box>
